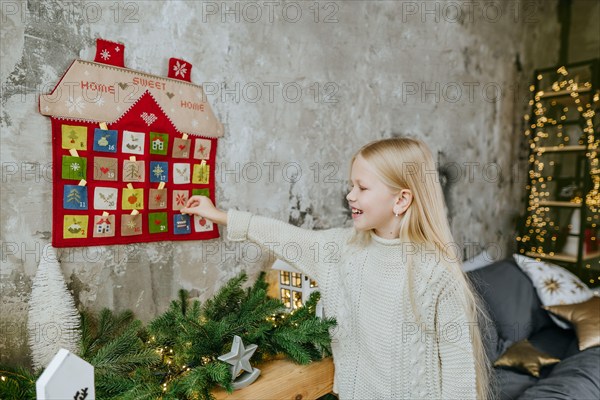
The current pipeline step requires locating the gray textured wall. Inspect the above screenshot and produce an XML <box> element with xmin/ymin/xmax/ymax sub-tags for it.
<box><xmin>1</xmin><ymin>0</ymin><xmax>562</xmax><ymax>366</ymax></box>
<box><xmin>569</xmin><ymin>0</ymin><xmax>600</xmax><ymax>63</ymax></box>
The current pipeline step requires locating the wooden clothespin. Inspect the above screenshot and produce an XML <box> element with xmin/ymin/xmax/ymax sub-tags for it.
<box><xmin>129</xmin><ymin>156</ymin><xmax>136</xmax><ymax>162</ymax></box>
<box><xmin>182</xmin><ymin>134</ymin><xmax>189</xmax><ymax>140</ymax></box>
<box><xmin>99</xmin><ymin>122</ymin><xmax>108</xmax><ymax>130</ymax></box>
<box><xmin>127</xmin><ymin>183</ymin><xmax>134</xmax><ymax>190</ymax></box>
<box><xmin>158</xmin><ymin>182</ymin><xmax>166</xmax><ymax>190</ymax></box>
<box><xmin>102</xmin><ymin>211</ymin><xmax>109</xmax><ymax>217</ymax></box>
<box><xmin>130</xmin><ymin>209</ymin><xmax>139</xmax><ymax>216</ymax></box>
<box><xmin>69</xmin><ymin>149</ymin><xmax>79</xmax><ymax>157</ymax></box>
<box><xmin>78</xmin><ymin>179</ymin><xmax>87</xmax><ymax>186</ymax></box>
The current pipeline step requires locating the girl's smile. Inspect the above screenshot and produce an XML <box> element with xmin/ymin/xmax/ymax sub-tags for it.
<box><xmin>346</xmin><ymin>155</ymin><xmax>404</xmax><ymax>239</ymax></box>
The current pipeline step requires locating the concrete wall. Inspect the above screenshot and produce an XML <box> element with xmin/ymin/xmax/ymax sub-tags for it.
<box><xmin>568</xmin><ymin>0</ymin><xmax>600</xmax><ymax>63</ymax></box>
<box><xmin>1</xmin><ymin>0</ymin><xmax>561</xmax><ymax>367</ymax></box>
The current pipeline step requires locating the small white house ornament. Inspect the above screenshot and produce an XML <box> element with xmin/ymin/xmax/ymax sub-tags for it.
<box><xmin>271</xmin><ymin>259</ymin><xmax>319</xmax><ymax>311</ymax></box>
<box><xmin>36</xmin><ymin>348</ymin><xmax>95</xmax><ymax>400</ymax></box>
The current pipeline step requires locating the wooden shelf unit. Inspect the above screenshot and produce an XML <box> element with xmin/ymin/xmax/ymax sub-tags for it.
<box><xmin>525</xmin><ymin>250</ymin><xmax>600</xmax><ymax>264</ymax></box>
<box><xmin>518</xmin><ymin>59</ymin><xmax>600</xmax><ymax>286</ymax></box>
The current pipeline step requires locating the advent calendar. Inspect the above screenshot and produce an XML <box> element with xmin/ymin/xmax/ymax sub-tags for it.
<box><xmin>40</xmin><ymin>39</ymin><xmax>224</xmax><ymax>247</ymax></box>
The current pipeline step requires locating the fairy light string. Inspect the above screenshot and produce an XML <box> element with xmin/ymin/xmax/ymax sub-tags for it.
<box><xmin>518</xmin><ymin>64</ymin><xmax>599</xmax><ymax>284</ymax></box>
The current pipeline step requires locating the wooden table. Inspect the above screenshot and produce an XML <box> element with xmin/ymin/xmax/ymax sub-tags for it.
<box><xmin>212</xmin><ymin>357</ymin><xmax>334</xmax><ymax>400</ymax></box>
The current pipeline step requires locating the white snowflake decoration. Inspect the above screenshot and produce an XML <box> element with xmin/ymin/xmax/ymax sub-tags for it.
<box><xmin>173</xmin><ymin>61</ymin><xmax>187</xmax><ymax>78</ymax></box>
<box><xmin>95</xmin><ymin>96</ymin><xmax>105</xmax><ymax>107</ymax></box>
<box><xmin>153</xmin><ymin>164</ymin><xmax>164</xmax><ymax>177</ymax></box>
<box><xmin>65</xmin><ymin>96</ymin><xmax>85</xmax><ymax>114</ymax></box>
<box><xmin>100</xmin><ymin>49</ymin><xmax>111</xmax><ymax>60</ymax></box>
<box><xmin>192</xmin><ymin>119</ymin><xmax>199</xmax><ymax>127</ymax></box>
<box><xmin>70</xmin><ymin>163</ymin><xmax>80</xmax><ymax>171</ymax></box>
<box><xmin>115</xmin><ymin>46</ymin><xmax>121</xmax><ymax>52</ymax></box>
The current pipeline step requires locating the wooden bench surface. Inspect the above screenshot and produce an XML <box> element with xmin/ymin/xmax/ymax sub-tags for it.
<box><xmin>212</xmin><ymin>357</ymin><xmax>334</xmax><ymax>400</ymax></box>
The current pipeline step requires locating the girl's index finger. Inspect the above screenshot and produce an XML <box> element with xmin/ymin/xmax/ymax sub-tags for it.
<box><xmin>185</xmin><ymin>197</ymin><xmax>197</xmax><ymax>208</ymax></box>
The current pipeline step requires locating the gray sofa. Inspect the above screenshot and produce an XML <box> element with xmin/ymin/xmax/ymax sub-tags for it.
<box><xmin>467</xmin><ymin>258</ymin><xmax>600</xmax><ymax>400</ymax></box>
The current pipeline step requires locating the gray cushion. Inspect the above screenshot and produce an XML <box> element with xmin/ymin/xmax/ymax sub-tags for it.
<box><xmin>528</xmin><ymin>324</ymin><xmax>578</xmax><ymax>360</ymax></box>
<box><xmin>494</xmin><ymin>368</ymin><xmax>537</xmax><ymax>400</ymax></box>
<box><xmin>518</xmin><ymin>347</ymin><xmax>600</xmax><ymax>399</ymax></box>
<box><xmin>467</xmin><ymin>258</ymin><xmax>553</xmax><ymax>343</ymax></box>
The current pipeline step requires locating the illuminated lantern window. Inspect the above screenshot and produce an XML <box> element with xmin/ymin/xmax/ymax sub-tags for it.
<box><xmin>271</xmin><ymin>259</ymin><xmax>319</xmax><ymax>313</ymax></box>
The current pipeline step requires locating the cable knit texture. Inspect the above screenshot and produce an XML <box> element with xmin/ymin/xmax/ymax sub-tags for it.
<box><xmin>226</xmin><ymin>209</ymin><xmax>478</xmax><ymax>400</ymax></box>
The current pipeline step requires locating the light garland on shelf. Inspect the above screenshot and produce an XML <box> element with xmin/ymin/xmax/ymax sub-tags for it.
<box><xmin>517</xmin><ymin>65</ymin><xmax>600</xmax><ymax>283</ymax></box>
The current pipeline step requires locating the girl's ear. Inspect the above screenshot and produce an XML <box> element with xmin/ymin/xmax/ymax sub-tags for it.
<box><xmin>393</xmin><ymin>189</ymin><xmax>413</xmax><ymax>216</ymax></box>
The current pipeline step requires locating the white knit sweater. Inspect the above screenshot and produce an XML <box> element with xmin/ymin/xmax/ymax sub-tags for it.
<box><xmin>226</xmin><ymin>209</ymin><xmax>478</xmax><ymax>400</ymax></box>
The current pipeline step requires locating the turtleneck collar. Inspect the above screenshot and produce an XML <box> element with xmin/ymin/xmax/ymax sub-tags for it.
<box><xmin>369</xmin><ymin>230</ymin><xmax>403</xmax><ymax>246</ymax></box>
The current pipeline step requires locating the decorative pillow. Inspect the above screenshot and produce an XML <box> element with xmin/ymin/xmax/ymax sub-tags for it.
<box><xmin>512</xmin><ymin>254</ymin><xmax>593</xmax><ymax>329</ymax></box>
<box><xmin>493</xmin><ymin>339</ymin><xmax>561</xmax><ymax>377</ymax></box>
<box><xmin>544</xmin><ymin>296</ymin><xmax>600</xmax><ymax>351</ymax></box>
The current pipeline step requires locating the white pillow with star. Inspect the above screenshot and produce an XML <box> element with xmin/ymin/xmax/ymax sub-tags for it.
<box><xmin>513</xmin><ymin>254</ymin><xmax>593</xmax><ymax>329</ymax></box>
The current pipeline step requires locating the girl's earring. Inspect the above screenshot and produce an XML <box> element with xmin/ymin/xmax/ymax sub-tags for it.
<box><xmin>395</xmin><ymin>212</ymin><xmax>399</xmax><ymax>217</ymax></box>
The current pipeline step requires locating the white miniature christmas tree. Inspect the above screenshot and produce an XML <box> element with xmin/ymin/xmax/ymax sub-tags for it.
<box><xmin>28</xmin><ymin>244</ymin><xmax>81</xmax><ymax>370</ymax></box>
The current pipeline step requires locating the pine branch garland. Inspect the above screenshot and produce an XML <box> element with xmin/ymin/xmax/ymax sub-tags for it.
<box><xmin>1</xmin><ymin>271</ymin><xmax>336</xmax><ymax>400</ymax></box>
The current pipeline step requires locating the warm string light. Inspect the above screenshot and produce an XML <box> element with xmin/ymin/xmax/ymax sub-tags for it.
<box><xmin>522</xmin><ymin>65</ymin><xmax>599</xmax><ymax>272</ymax></box>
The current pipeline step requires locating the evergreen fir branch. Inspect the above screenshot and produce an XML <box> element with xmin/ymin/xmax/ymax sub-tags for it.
<box><xmin>80</xmin><ymin>309</ymin><xmax>136</xmax><ymax>358</ymax></box>
<box><xmin>1</xmin><ymin>271</ymin><xmax>337</xmax><ymax>399</ymax></box>
<box><xmin>202</xmin><ymin>272</ymin><xmax>248</xmax><ymax>320</ymax></box>
<box><xmin>90</xmin><ymin>320</ymin><xmax>159</xmax><ymax>374</ymax></box>
<box><xmin>110</xmin><ymin>380</ymin><xmax>164</xmax><ymax>400</ymax></box>
<box><xmin>0</xmin><ymin>367</ymin><xmax>38</xmax><ymax>400</ymax></box>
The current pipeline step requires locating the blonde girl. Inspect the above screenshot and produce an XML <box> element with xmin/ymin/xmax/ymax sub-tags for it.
<box><xmin>182</xmin><ymin>137</ymin><xmax>492</xmax><ymax>399</ymax></box>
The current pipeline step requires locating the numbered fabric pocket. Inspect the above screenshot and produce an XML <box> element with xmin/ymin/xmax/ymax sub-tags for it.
<box><xmin>94</xmin><ymin>187</ymin><xmax>118</xmax><ymax>210</ymax></box>
<box><xmin>61</xmin><ymin>156</ymin><xmax>87</xmax><ymax>180</ymax></box>
<box><xmin>172</xmin><ymin>138</ymin><xmax>191</xmax><ymax>158</ymax></box>
<box><xmin>122</xmin><ymin>188</ymin><xmax>144</xmax><ymax>210</ymax></box>
<box><xmin>121</xmin><ymin>214</ymin><xmax>142</xmax><ymax>236</ymax></box>
<box><xmin>122</xmin><ymin>130</ymin><xmax>145</xmax><ymax>155</ymax></box>
<box><xmin>150</xmin><ymin>161</ymin><xmax>168</xmax><ymax>182</ymax></box>
<box><xmin>93</xmin><ymin>215</ymin><xmax>115</xmax><ymax>238</ymax></box>
<box><xmin>93</xmin><ymin>157</ymin><xmax>118</xmax><ymax>181</ymax></box>
<box><xmin>194</xmin><ymin>215</ymin><xmax>213</xmax><ymax>232</ymax></box>
<box><xmin>149</xmin><ymin>189</ymin><xmax>167</xmax><ymax>209</ymax></box>
<box><xmin>173</xmin><ymin>214</ymin><xmax>191</xmax><ymax>235</ymax></box>
<box><xmin>173</xmin><ymin>163</ymin><xmax>190</xmax><ymax>184</ymax></box>
<box><xmin>92</xmin><ymin>128</ymin><xmax>118</xmax><ymax>153</ymax></box>
<box><xmin>172</xmin><ymin>190</ymin><xmax>189</xmax><ymax>211</ymax></box>
<box><xmin>63</xmin><ymin>215</ymin><xmax>88</xmax><ymax>239</ymax></box>
<box><xmin>122</xmin><ymin>160</ymin><xmax>145</xmax><ymax>182</ymax></box>
<box><xmin>149</xmin><ymin>132</ymin><xmax>169</xmax><ymax>155</ymax></box>
<box><xmin>63</xmin><ymin>185</ymin><xmax>88</xmax><ymax>210</ymax></box>
<box><xmin>149</xmin><ymin>212</ymin><xmax>168</xmax><ymax>234</ymax></box>
<box><xmin>193</xmin><ymin>138</ymin><xmax>211</xmax><ymax>160</ymax></box>
<box><xmin>61</xmin><ymin>125</ymin><xmax>87</xmax><ymax>150</ymax></box>
<box><xmin>192</xmin><ymin>163</ymin><xmax>210</xmax><ymax>184</ymax></box>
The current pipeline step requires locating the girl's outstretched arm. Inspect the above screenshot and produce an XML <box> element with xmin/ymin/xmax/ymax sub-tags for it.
<box><xmin>181</xmin><ymin>195</ymin><xmax>345</xmax><ymax>283</ymax></box>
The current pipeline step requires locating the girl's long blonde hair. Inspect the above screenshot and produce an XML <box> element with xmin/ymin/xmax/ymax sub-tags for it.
<box><xmin>349</xmin><ymin>137</ymin><xmax>494</xmax><ymax>400</ymax></box>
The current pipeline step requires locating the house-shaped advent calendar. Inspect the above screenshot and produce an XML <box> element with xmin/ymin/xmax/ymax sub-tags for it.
<box><xmin>40</xmin><ymin>39</ymin><xmax>224</xmax><ymax>247</ymax></box>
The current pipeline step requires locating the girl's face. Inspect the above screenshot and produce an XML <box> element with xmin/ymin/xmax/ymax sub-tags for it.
<box><xmin>346</xmin><ymin>154</ymin><xmax>402</xmax><ymax>239</ymax></box>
